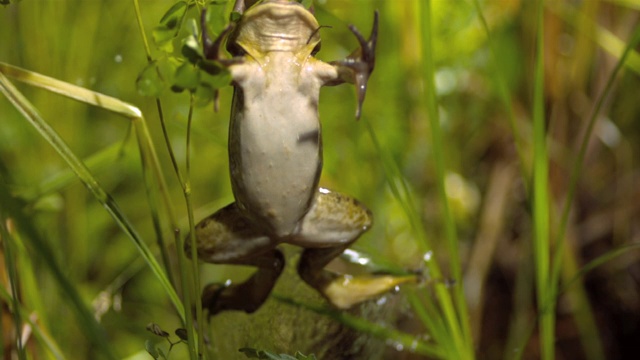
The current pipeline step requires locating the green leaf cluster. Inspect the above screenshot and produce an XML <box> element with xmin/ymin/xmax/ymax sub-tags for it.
<box><xmin>144</xmin><ymin>323</ymin><xmax>189</xmax><ymax>359</ymax></box>
<box><xmin>136</xmin><ymin>0</ymin><xmax>232</xmax><ymax>106</ymax></box>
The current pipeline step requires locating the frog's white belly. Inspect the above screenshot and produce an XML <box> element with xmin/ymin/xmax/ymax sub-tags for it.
<box><xmin>229</xmin><ymin>68</ymin><xmax>322</xmax><ymax>237</ymax></box>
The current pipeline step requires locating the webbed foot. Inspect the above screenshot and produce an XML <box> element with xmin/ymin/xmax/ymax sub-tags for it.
<box><xmin>323</xmin><ymin>274</ymin><xmax>417</xmax><ymax>309</ymax></box>
<box><xmin>294</xmin><ymin>188</ymin><xmax>415</xmax><ymax>309</ymax></box>
<box><xmin>298</xmin><ymin>245</ymin><xmax>416</xmax><ymax>309</ymax></box>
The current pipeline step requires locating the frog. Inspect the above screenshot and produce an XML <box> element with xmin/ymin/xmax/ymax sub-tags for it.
<box><xmin>187</xmin><ymin>0</ymin><xmax>414</xmax><ymax>316</ymax></box>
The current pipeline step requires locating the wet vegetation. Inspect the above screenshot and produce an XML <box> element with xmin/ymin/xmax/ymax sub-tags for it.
<box><xmin>1</xmin><ymin>0</ymin><xmax>640</xmax><ymax>359</ymax></box>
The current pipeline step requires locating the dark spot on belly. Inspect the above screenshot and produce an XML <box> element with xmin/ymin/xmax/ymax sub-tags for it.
<box><xmin>298</xmin><ymin>129</ymin><xmax>320</xmax><ymax>144</ymax></box>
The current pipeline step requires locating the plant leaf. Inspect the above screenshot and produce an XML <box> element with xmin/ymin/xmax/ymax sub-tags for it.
<box><xmin>175</xmin><ymin>328</ymin><xmax>188</xmax><ymax>342</ymax></box>
<box><xmin>200</xmin><ymin>67</ymin><xmax>231</xmax><ymax>89</ymax></box>
<box><xmin>205</xmin><ymin>0</ymin><xmax>230</xmax><ymax>37</ymax></box>
<box><xmin>152</xmin><ymin>25</ymin><xmax>177</xmax><ymax>49</ymax></box>
<box><xmin>230</xmin><ymin>11</ymin><xmax>242</xmax><ymax>23</ymax></box>
<box><xmin>193</xmin><ymin>85</ymin><xmax>214</xmax><ymax>107</ymax></box>
<box><xmin>159</xmin><ymin>1</ymin><xmax>187</xmax><ymax>29</ymax></box>
<box><xmin>145</xmin><ymin>340</ymin><xmax>159</xmax><ymax>359</ymax></box>
<box><xmin>146</xmin><ymin>323</ymin><xmax>169</xmax><ymax>338</ymax></box>
<box><xmin>173</xmin><ymin>62</ymin><xmax>199</xmax><ymax>91</ymax></box>
<box><xmin>181</xmin><ymin>35</ymin><xmax>204</xmax><ymax>65</ymax></box>
<box><xmin>136</xmin><ymin>61</ymin><xmax>165</xmax><ymax>97</ymax></box>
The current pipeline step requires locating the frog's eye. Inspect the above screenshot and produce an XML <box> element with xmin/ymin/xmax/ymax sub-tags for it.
<box><xmin>307</xmin><ymin>25</ymin><xmax>331</xmax><ymax>56</ymax></box>
<box><xmin>311</xmin><ymin>41</ymin><xmax>321</xmax><ymax>56</ymax></box>
<box><xmin>227</xmin><ymin>41</ymin><xmax>246</xmax><ymax>57</ymax></box>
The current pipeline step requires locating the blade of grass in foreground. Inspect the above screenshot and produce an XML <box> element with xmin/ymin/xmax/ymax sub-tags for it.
<box><xmin>365</xmin><ymin>120</ymin><xmax>456</xmax><ymax>356</ymax></box>
<box><xmin>0</xmin><ymin>285</ymin><xmax>66</xmax><ymax>359</ymax></box>
<box><xmin>0</xmin><ymin>63</ymin><xmax>179</xmax><ymax>280</ymax></box>
<box><xmin>0</xmin><ymin>70</ymin><xmax>184</xmax><ymax>321</ymax></box>
<box><xmin>417</xmin><ymin>0</ymin><xmax>473</xmax><ymax>358</ymax></box>
<box><xmin>0</xmin><ymin>217</ymin><xmax>26</xmax><ymax>360</ymax></box>
<box><xmin>531</xmin><ymin>0</ymin><xmax>553</xmax><ymax>358</ymax></box>
<box><xmin>0</xmin><ymin>177</ymin><xmax>117</xmax><ymax>359</ymax></box>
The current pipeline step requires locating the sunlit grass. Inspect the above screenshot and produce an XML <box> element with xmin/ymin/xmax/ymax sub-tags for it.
<box><xmin>2</xmin><ymin>0</ymin><xmax>640</xmax><ymax>359</ymax></box>
<box><xmin>0</xmin><ymin>167</ymin><xmax>117</xmax><ymax>359</ymax></box>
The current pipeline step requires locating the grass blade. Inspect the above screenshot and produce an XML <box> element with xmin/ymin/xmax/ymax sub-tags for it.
<box><xmin>0</xmin><ymin>217</ymin><xmax>26</xmax><ymax>359</ymax></box>
<box><xmin>0</xmin><ymin>285</ymin><xmax>66</xmax><ymax>359</ymax></box>
<box><xmin>0</xmin><ymin>70</ymin><xmax>184</xmax><ymax>320</ymax></box>
<box><xmin>550</xmin><ymin>24</ymin><xmax>640</xmax><ymax>298</ymax></box>
<box><xmin>0</xmin><ymin>174</ymin><xmax>117</xmax><ymax>359</ymax></box>
<box><xmin>531</xmin><ymin>1</ymin><xmax>553</xmax><ymax>358</ymax></box>
<box><xmin>418</xmin><ymin>0</ymin><xmax>472</xmax><ymax>357</ymax></box>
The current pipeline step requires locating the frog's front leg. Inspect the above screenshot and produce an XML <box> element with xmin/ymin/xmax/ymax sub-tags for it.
<box><xmin>294</xmin><ymin>189</ymin><xmax>415</xmax><ymax>309</ymax></box>
<box><xmin>186</xmin><ymin>203</ymin><xmax>284</xmax><ymax>316</ymax></box>
<box><xmin>326</xmin><ymin>11</ymin><xmax>379</xmax><ymax>119</ymax></box>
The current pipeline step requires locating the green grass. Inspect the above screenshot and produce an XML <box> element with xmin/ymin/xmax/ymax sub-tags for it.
<box><xmin>2</xmin><ymin>0</ymin><xmax>640</xmax><ymax>359</ymax></box>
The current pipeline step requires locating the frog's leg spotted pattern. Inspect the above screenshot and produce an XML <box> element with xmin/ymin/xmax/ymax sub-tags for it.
<box><xmin>294</xmin><ymin>189</ymin><xmax>415</xmax><ymax>309</ymax></box>
<box><xmin>186</xmin><ymin>203</ymin><xmax>284</xmax><ymax>316</ymax></box>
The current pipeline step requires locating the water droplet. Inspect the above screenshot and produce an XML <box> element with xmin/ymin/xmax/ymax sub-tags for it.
<box><xmin>113</xmin><ymin>293</ymin><xmax>122</xmax><ymax>311</ymax></box>
<box><xmin>410</xmin><ymin>339</ymin><xmax>419</xmax><ymax>351</ymax></box>
<box><xmin>342</xmin><ymin>248</ymin><xmax>371</xmax><ymax>266</ymax></box>
<box><xmin>423</xmin><ymin>251</ymin><xmax>433</xmax><ymax>262</ymax></box>
<box><xmin>114</xmin><ymin>54</ymin><xmax>123</xmax><ymax>63</ymax></box>
<box><xmin>598</xmin><ymin>118</ymin><xmax>621</xmax><ymax>148</ymax></box>
<box><xmin>385</xmin><ymin>339</ymin><xmax>404</xmax><ymax>352</ymax></box>
<box><xmin>340</xmin><ymin>275</ymin><xmax>353</xmax><ymax>286</ymax></box>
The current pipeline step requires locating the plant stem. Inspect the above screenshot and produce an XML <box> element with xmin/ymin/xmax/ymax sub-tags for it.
<box><xmin>186</xmin><ymin>93</ymin><xmax>206</xmax><ymax>357</ymax></box>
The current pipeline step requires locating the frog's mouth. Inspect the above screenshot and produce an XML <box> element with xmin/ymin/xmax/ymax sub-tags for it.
<box><xmin>232</xmin><ymin>1</ymin><xmax>321</xmax><ymax>54</ymax></box>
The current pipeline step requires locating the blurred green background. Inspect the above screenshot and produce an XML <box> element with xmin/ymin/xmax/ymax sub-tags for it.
<box><xmin>1</xmin><ymin>0</ymin><xmax>640</xmax><ymax>359</ymax></box>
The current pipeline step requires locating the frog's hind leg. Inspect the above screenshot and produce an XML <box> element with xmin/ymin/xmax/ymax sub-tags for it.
<box><xmin>200</xmin><ymin>248</ymin><xmax>284</xmax><ymax>316</ymax></box>
<box><xmin>186</xmin><ymin>203</ymin><xmax>283</xmax><ymax>316</ymax></box>
<box><xmin>294</xmin><ymin>189</ymin><xmax>415</xmax><ymax>309</ymax></box>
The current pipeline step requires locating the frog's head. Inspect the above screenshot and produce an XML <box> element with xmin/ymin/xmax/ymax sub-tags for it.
<box><xmin>228</xmin><ymin>0</ymin><xmax>321</xmax><ymax>59</ymax></box>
